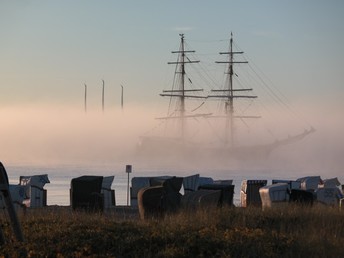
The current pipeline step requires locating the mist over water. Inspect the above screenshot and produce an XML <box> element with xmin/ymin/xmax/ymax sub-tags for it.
<box><xmin>0</xmin><ymin>104</ymin><xmax>152</xmax><ymax>166</ymax></box>
<box><xmin>1</xmin><ymin>101</ymin><xmax>343</xmax><ymax>206</ymax></box>
<box><xmin>0</xmin><ymin>101</ymin><xmax>342</xmax><ymax>179</ymax></box>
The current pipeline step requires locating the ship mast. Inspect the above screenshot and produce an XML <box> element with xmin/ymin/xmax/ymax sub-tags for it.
<box><xmin>210</xmin><ymin>33</ymin><xmax>257</xmax><ymax>146</ymax></box>
<box><xmin>160</xmin><ymin>34</ymin><xmax>205</xmax><ymax>140</ymax></box>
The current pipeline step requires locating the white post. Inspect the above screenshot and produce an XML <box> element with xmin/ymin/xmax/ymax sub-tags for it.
<box><xmin>126</xmin><ymin>165</ymin><xmax>132</xmax><ymax>206</ymax></box>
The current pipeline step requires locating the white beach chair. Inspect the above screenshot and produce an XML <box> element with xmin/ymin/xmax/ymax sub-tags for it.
<box><xmin>259</xmin><ymin>183</ymin><xmax>290</xmax><ymax>209</ymax></box>
<box><xmin>19</xmin><ymin>174</ymin><xmax>50</xmax><ymax>208</ymax></box>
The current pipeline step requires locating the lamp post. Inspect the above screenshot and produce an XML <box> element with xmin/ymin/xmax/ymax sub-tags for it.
<box><xmin>126</xmin><ymin>165</ymin><xmax>132</xmax><ymax>206</ymax></box>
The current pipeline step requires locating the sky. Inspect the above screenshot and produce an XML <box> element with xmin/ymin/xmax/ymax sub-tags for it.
<box><xmin>1</xmin><ymin>1</ymin><xmax>344</xmax><ymax>174</ymax></box>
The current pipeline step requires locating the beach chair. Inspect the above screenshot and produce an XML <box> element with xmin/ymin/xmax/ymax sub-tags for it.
<box><xmin>240</xmin><ymin>180</ymin><xmax>267</xmax><ymax>207</ymax></box>
<box><xmin>315</xmin><ymin>187</ymin><xmax>343</xmax><ymax>206</ymax></box>
<box><xmin>198</xmin><ymin>177</ymin><xmax>214</xmax><ymax>187</ymax></box>
<box><xmin>213</xmin><ymin>179</ymin><xmax>233</xmax><ymax>185</ymax></box>
<box><xmin>130</xmin><ymin>177</ymin><xmax>151</xmax><ymax>207</ymax></box>
<box><xmin>19</xmin><ymin>174</ymin><xmax>50</xmax><ymax>208</ymax></box>
<box><xmin>130</xmin><ymin>176</ymin><xmax>171</xmax><ymax>207</ymax></box>
<box><xmin>289</xmin><ymin>189</ymin><xmax>315</xmax><ymax>205</ymax></box>
<box><xmin>138</xmin><ymin>186</ymin><xmax>164</xmax><ymax>220</ymax></box>
<box><xmin>138</xmin><ymin>177</ymin><xmax>183</xmax><ymax>219</ymax></box>
<box><xmin>296</xmin><ymin>176</ymin><xmax>322</xmax><ymax>191</ymax></box>
<box><xmin>182</xmin><ymin>174</ymin><xmax>200</xmax><ymax>194</ymax></box>
<box><xmin>259</xmin><ymin>183</ymin><xmax>290</xmax><ymax>209</ymax></box>
<box><xmin>321</xmin><ymin>177</ymin><xmax>341</xmax><ymax>188</ymax></box>
<box><xmin>198</xmin><ymin>183</ymin><xmax>235</xmax><ymax>207</ymax></box>
<box><xmin>0</xmin><ymin>185</ymin><xmax>25</xmax><ymax>211</ymax></box>
<box><xmin>272</xmin><ymin>179</ymin><xmax>301</xmax><ymax>190</ymax></box>
<box><xmin>101</xmin><ymin>176</ymin><xmax>116</xmax><ymax>209</ymax></box>
<box><xmin>70</xmin><ymin>176</ymin><xmax>104</xmax><ymax>212</ymax></box>
<box><xmin>70</xmin><ymin>175</ymin><xmax>116</xmax><ymax>212</ymax></box>
<box><xmin>181</xmin><ymin>189</ymin><xmax>222</xmax><ymax>210</ymax></box>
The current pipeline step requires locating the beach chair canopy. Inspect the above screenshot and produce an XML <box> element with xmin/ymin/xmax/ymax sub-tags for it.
<box><xmin>296</xmin><ymin>176</ymin><xmax>322</xmax><ymax>191</ymax></box>
<box><xmin>182</xmin><ymin>174</ymin><xmax>200</xmax><ymax>193</ymax></box>
<box><xmin>102</xmin><ymin>176</ymin><xmax>114</xmax><ymax>190</ymax></box>
<box><xmin>20</xmin><ymin>174</ymin><xmax>50</xmax><ymax>199</ymax></box>
<box><xmin>322</xmin><ymin>178</ymin><xmax>341</xmax><ymax>188</ymax></box>
<box><xmin>20</xmin><ymin>174</ymin><xmax>50</xmax><ymax>188</ymax></box>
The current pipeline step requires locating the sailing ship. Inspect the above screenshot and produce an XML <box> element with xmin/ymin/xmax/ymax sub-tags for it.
<box><xmin>138</xmin><ymin>33</ymin><xmax>315</xmax><ymax>162</ymax></box>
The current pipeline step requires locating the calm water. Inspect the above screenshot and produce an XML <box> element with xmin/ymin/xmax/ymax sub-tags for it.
<box><xmin>5</xmin><ymin>164</ymin><xmax>344</xmax><ymax>206</ymax></box>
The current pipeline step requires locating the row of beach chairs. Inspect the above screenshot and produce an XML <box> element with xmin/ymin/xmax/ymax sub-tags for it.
<box><xmin>1</xmin><ymin>167</ymin><xmax>343</xmax><ymax>213</ymax></box>
<box><xmin>258</xmin><ymin>176</ymin><xmax>344</xmax><ymax>209</ymax></box>
<box><xmin>0</xmin><ymin>174</ymin><xmax>50</xmax><ymax>210</ymax></box>
<box><xmin>131</xmin><ymin>175</ymin><xmax>344</xmax><ymax>218</ymax></box>
<box><xmin>0</xmin><ymin>173</ymin><xmax>116</xmax><ymax>212</ymax></box>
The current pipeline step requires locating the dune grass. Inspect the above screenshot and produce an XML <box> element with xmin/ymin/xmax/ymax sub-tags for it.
<box><xmin>0</xmin><ymin>204</ymin><xmax>343</xmax><ymax>257</ymax></box>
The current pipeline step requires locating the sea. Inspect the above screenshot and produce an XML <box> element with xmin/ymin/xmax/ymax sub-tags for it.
<box><xmin>5</xmin><ymin>163</ymin><xmax>344</xmax><ymax>206</ymax></box>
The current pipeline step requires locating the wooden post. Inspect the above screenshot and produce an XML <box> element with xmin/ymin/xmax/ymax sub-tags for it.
<box><xmin>0</xmin><ymin>162</ymin><xmax>24</xmax><ymax>243</ymax></box>
<box><xmin>121</xmin><ymin>85</ymin><xmax>124</xmax><ymax>110</ymax></box>
<box><xmin>102</xmin><ymin>80</ymin><xmax>105</xmax><ymax>112</ymax></box>
<box><xmin>84</xmin><ymin>83</ymin><xmax>87</xmax><ymax>113</ymax></box>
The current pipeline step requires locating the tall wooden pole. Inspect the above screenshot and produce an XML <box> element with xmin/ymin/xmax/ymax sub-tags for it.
<box><xmin>121</xmin><ymin>85</ymin><xmax>124</xmax><ymax>110</ymax></box>
<box><xmin>102</xmin><ymin>79</ymin><xmax>105</xmax><ymax>112</ymax></box>
<box><xmin>84</xmin><ymin>84</ymin><xmax>87</xmax><ymax>113</ymax></box>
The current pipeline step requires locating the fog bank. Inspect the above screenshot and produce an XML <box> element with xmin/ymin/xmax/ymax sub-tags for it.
<box><xmin>0</xmin><ymin>102</ymin><xmax>343</xmax><ymax>177</ymax></box>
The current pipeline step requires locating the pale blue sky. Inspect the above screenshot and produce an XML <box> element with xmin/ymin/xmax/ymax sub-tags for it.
<box><xmin>1</xmin><ymin>1</ymin><xmax>344</xmax><ymax>169</ymax></box>
<box><xmin>1</xmin><ymin>0</ymin><xmax>343</xmax><ymax>108</ymax></box>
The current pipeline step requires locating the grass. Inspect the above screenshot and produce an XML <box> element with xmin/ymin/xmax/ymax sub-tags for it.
<box><xmin>0</xmin><ymin>204</ymin><xmax>343</xmax><ymax>257</ymax></box>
